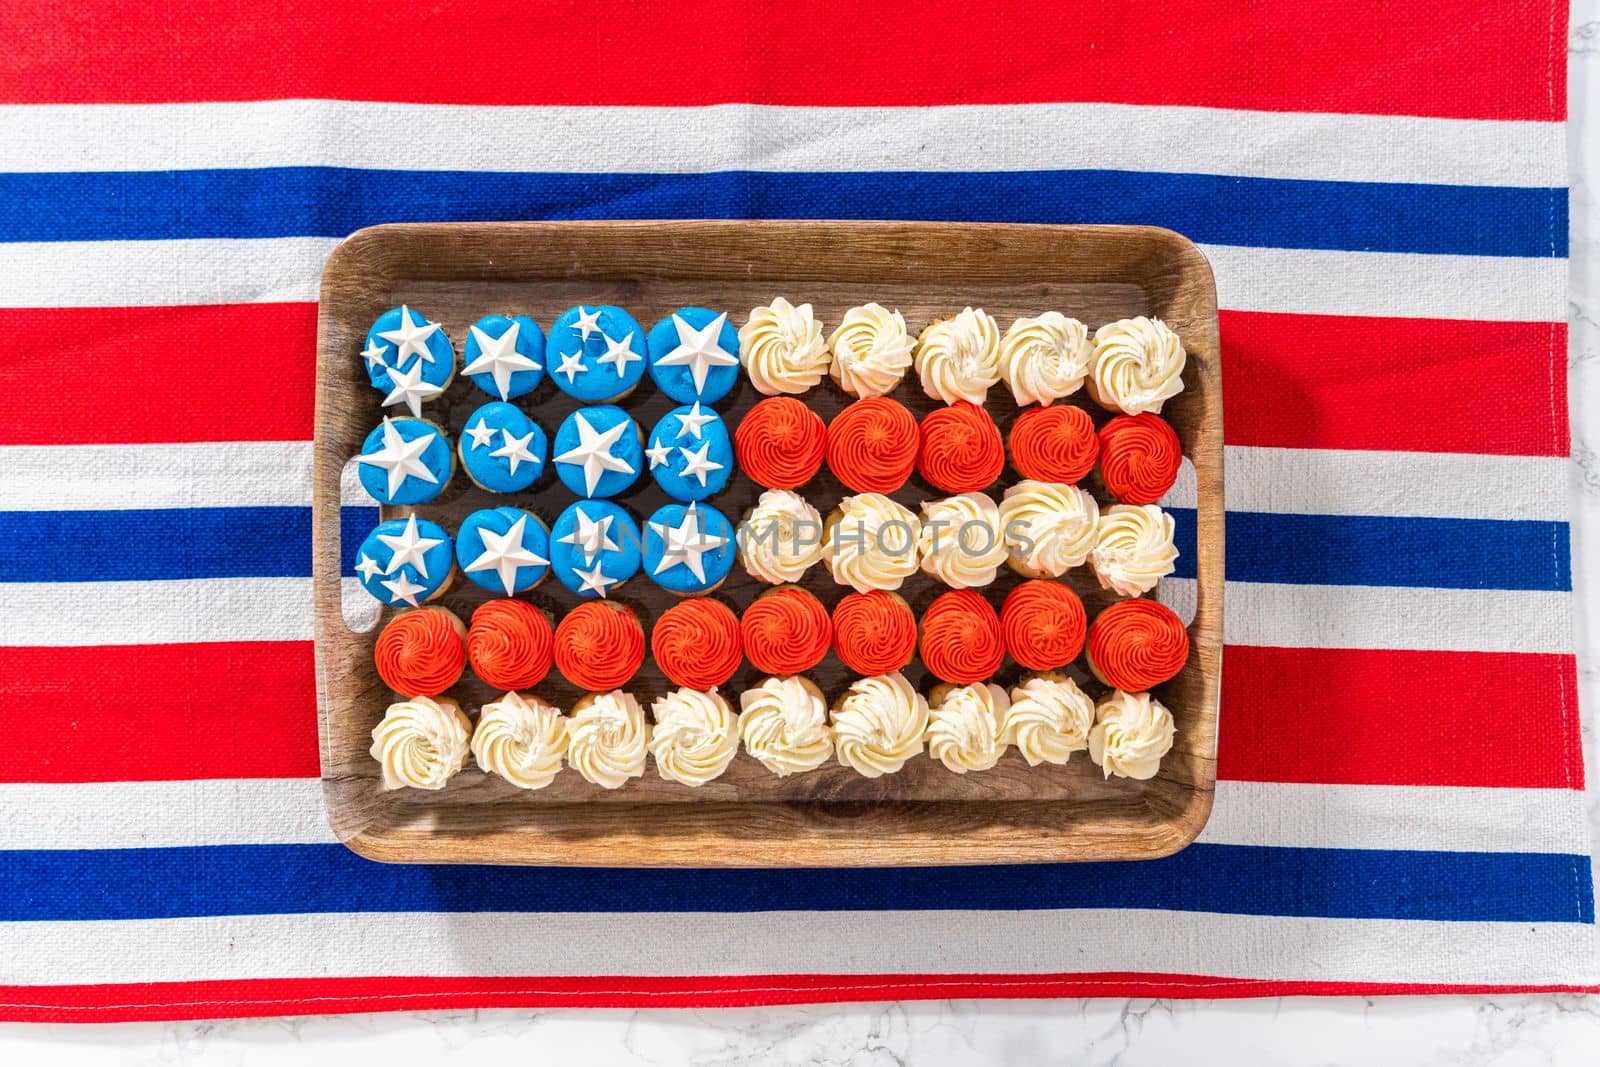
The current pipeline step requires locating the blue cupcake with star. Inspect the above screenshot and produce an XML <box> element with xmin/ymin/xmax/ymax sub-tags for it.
<box><xmin>552</xmin><ymin>405</ymin><xmax>643</xmax><ymax>499</ymax></box>
<box><xmin>549</xmin><ymin>499</ymin><xmax>642</xmax><ymax>599</ymax></box>
<box><xmin>354</xmin><ymin>515</ymin><xmax>455</xmax><ymax>607</ymax></box>
<box><xmin>647</xmin><ymin>307</ymin><xmax>741</xmax><ymax>405</ymax></box>
<box><xmin>643</xmin><ymin>502</ymin><xmax>737</xmax><ymax>596</ymax></box>
<box><xmin>545</xmin><ymin>304</ymin><xmax>648</xmax><ymax>403</ymax></box>
<box><xmin>356</xmin><ymin>417</ymin><xmax>453</xmax><ymax>505</ymax></box>
<box><xmin>462</xmin><ymin>314</ymin><xmax>544</xmax><ymax>400</ymax></box>
<box><xmin>646</xmin><ymin>402</ymin><xmax>732</xmax><ymax>502</ymax></box>
<box><xmin>455</xmin><ymin>506</ymin><xmax>551</xmax><ymax>596</ymax></box>
<box><xmin>361</xmin><ymin>305</ymin><xmax>455</xmax><ymax>417</ymax></box>
<box><xmin>459</xmin><ymin>401</ymin><xmax>547</xmax><ymax>493</ymax></box>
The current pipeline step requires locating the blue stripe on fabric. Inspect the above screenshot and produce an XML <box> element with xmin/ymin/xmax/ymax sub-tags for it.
<box><xmin>0</xmin><ymin>169</ymin><xmax>1566</xmax><ymax>257</ymax></box>
<box><xmin>0</xmin><ymin>843</ymin><xmax>1588</xmax><ymax>923</ymax></box>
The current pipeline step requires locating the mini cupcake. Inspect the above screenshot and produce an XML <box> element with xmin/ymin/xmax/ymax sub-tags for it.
<box><xmin>1002</xmin><ymin>672</ymin><xmax>1095</xmax><ymax>766</ymax></box>
<box><xmin>739</xmin><ymin>298</ymin><xmax>829</xmax><ymax>395</ymax></box>
<box><xmin>459</xmin><ymin>401</ymin><xmax>547</xmax><ymax>493</ymax></box>
<box><xmin>552</xmin><ymin>405</ymin><xmax>643</xmax><ymax>498</ymax></box>
<box><xmin>918</xmin><ymin>492</ymin><xmax>1007</xmax><ymax>588</ymax></box>
<box><xmin>651</xmin><ymin>597</ymin><xmax>744</xmax><ymax>691</ymax></box>
<box><xmin>926</xmin><ymin>681</ymin><xmax>1010</xmax><ymax>774</ymax></box>
<box><xmin>734</xmin><ymin>396</ymin><xmax>827</xmax><ymax>489</ymax></box>
<box><xmin>650</xmin><ymin>687</ymin><xmax>740</xmax><ymax>786</ymax></box>
<box><xmin>370</xmin><ymin>694</ymin><xmax>471</xmax><ymax>790</ymax></box>
<box><xmin>461</xmin><ymin>313</ymin><xmax>544</xmax><ymax>400</ymax></box>
<box><xmin>355</xmin><ymin>515</ymin><xmax>454</xmax><ymax>607</ymax></box>
<box><xmin>1008</xmin><ymin>404</ymin><xmax>1098</xmax><ymax>485</ymax></box>
<box><xmin>646</xmin><ymin>402</ymin><xmax>733</xmax><ymax>501</ymax></box>
<box><xmin>739</xmin><ymin>489</ymin><xmax>824</xmax><ymax>585</ymax></box>
<box><xmin>546</xmin><ymin>304</ymin><xmax>648</xmax><ymax>403</ymax></box>
<box><xmin>831</xmin><ymin>671</ymin><xmax>929</xmax><ymax>778</ymax></box>
<box><xmin>471</xmin><ymin>691</ymin><xmax>567</xmax><ymax>790</ymax></box>
<box><xmin>831</xmin><ymin>590</ymin><xmax>918</xmax><ymax>677</ymax></box>
<box><xmin>826</xmin><ymin>396</ymin><xmax>919</xmax><ymax>494</ymax></box>
<box><xmin>549</xmin><ymin>499</ymin><xmax>642</xmax><ymax>599</ymax></box>
<box><xmin>828</xmin><ymin>302</ymin><xmax>914</xmax><ymax>397</ymax></box>
<box><xmin>914</xmin><ymin>307</ymin><xmax>1001</xmax><ymax>405</ymax></box>
<box><xmin>362</xmin><ymin>305</ymin><xmax>454</xmax><ymax>415</ymax></box>
<box><xmin>739</xmin><ymin>675</ymin><xmax>833</xmax><ymax>777</ymax></box>
<box><xmin>919</xmin><ymin>588</ymin><xmax>1005</xmax><ymax>685</ymax></box>
<box><xmin>741</xmin><ymin>586</ymin><xmax>832</xmax><ymax>676</ymax></box>
<box><xmin>1090</xmin><ymin>504</ymin><xmax>1178</xmax><ymax>596</ymax></box>
<box><xmin>466</xmin><ymin>599</ymin><xmax>554</xmax><ymax>691</ymax></box>
<box><xmin>648</xmin><ymin>307</ymin><xmax>742</xmax><ymax>404</ymax></box>
<box><xmin>999</xmin><ymin>479</ymin><xmax>1100</xmax><ymax>578</ymax></box>
<box><xmin>1087</xmin><ymin>316</ymin><xmax>1186</xmax><ymax>415</ymax></box>
<box><xmin>553</xmin><ymin>601</ymin><xmax>646</xmax><ymax>692</ymax></box>
<box><xmin>355</xmin><ymin>417</ymin><xmax>453</xmax><ymax>506</ymax></box>
<box><xmin>568</xmin><ymin>690</ymin><xmax>650</xmax><ymax>789</ymax></box>
<box><xmin>998</xmin><ymin>312</ymin><xmax>1091</xmax><ymax>406</ymax></box>
<box><xmin>916</xmin><ymin>401</ymin><xmax>1004</xmax><ymax>494</ymax></box>
<box><xmin>1097</xmin><ymin>413</ymin><xmax>1183</xmax><ymax>505</ymax></box>
<box><xmin>822</xmin><ymin>492</ymin><xmax>921</xmax><ymax>593</ymax></box>
<box><xmin>643</xmin><ymin>502</ymin><xmax>737</xmax><ymax>596</ymax></box>
<box><xmin>1089</xmin><ymin>689</ymin><xmax>1177</xmax><ymax>780</ymax></box>
<box><xmin>456</xmin><ymin>506</ymin><xmax>550</xmax><ymax>596</ymax></box>
<box><xmin>373</xmin><ymin>606</ymin><xmax>467</xmax><ymax>696</ymax></box>
<box><xmin>1000</xmin><ymin>580</ymin><xmax>1087</xmax><ymax>671</ymax></box>
<box><xmin>1086</xmin><ymin>597</ymin><xmax>1190</xmax><ymax>691</ymax></box>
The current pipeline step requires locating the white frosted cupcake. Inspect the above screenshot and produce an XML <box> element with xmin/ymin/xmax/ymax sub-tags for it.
<box><xmin>831</xmin><ymin>671</ymin><xmax>930</xmax><ymax>778</ymax></box>
<box><xmin>649</xmin><ymin>687</ymin><xmax>740</xmax><ymax>786</ymax></box>
<box><xmin>567</xmin><ymin>690</ymin><xmax>650</xmax><ymax>789</ymax></box>
<box><xmin>1002</xmin><ymin>672</ymin><xmax>1095</xmax><ymax>766</ymax></box>
<box><xmin>1089</xmin><ymin>689</ymin><xmax>1176</xmax><ymax>780</ymax></box>
<box><xmin>914</xmin><ymin>306</ymin><xmax>1001</xmax><ymax>405</ymax></box>
<box><xmin>1090</xmin><ymin>503</ymin><xmax>1178</xmax><ymax>596</ymax></box>
<box><xmin>1087</xmin><ymin>316</ymin><xmax>1186</xmax><ymax>415</ymax></box>
<box><xmin>470</xmin><ymin>692</ymin><xmax>567</xmax><ymax>790</ymax></box>
<box><xmin>369</xmin><ymin>696</ymin><xmax>471</xmax><ymax>791</ymax></box>
<box><xmin>999</xmin><ymin>312</ymin><xmax>1090</xmax><ymax>405</ymax></box>
<box><xmin>998</xmin><ymin>479</ymin><xmax>1100</xmax><ymax>578</ymax></box>
<box><xmin>738</xmin><ymin>675</ymin><xmax>833</xmax><ymax>777</ymax></box>
<box><xmin>926</xmin><ymin>682</ymin><xmax>1010</xmax><ymax>774</ymax></box>
<box><xmin>827</xmin><ymin>302</ymin><xmax>914</xmax><ymax>397</ymax></box>
<box><xmin>739</xmin><ymin>298</ymin><xmax>830</xmax><ymax>395</ymax></box>
<box><xmin>740</xmin><ymin>488</ymin><xmax>825</xmax><ymax>585</ymax></box>
<box><xmin>823</xmin><ymin>492</ymin><xmax>922</xmax><ymax>593</ymax></box>
<box><xmin>918</xmin><ymin>492</ymin><xmax>1006</xmax><ymax>588</ymax></box>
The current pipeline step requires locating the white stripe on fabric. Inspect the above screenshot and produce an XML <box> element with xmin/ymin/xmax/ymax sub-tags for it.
<box><xmin>0</xmin><ymin>780</ymin><xmax>335</xmax><ymax>849</ymax></box>
<box><xmin>0</xmin><ymin>101</ymin><xmax>1563</xmax><ymax>187</ymax></box>
<box><xmin>0</xmin><ymin>238</ymin><xmax>1564</xmax><ymax>322</ymax></box>
<box><xmin>0</xmin><ymin>441</ymin><xmax>314</xmax><ymax>510</ymax></box>
<box><xmin>2</xmin><ymin>911</ymin><xmax>1591</xmax><ymax>986</ymax></box>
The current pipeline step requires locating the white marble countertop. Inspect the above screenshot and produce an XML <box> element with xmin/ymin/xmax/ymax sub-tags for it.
<box><xmin>6</xmin><ymin>10</ymin><xmax>1600</xmax><ymax>1066</ymax></box>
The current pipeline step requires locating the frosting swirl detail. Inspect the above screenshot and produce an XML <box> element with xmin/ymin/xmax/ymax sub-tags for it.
<box><xmin>370</xmin><ymin>695</ymin><xmax>471</xmax><ymax>790</ymax></box>
<box><xmin>739</xmin><ymin>298</ymin><xmax>830</xmax><ymax>395</ymax></box>
<box><xmin>926</xmin><ymin>682</ymin><xmax>1010</xmax><ymax>774</ymax></box>
<box><xmin>470</xmin><ymin>692</ymin><xmax>568</xmax><ymax>790</ymax></box>
<box><xmin>1088</xmin><ymin>316</ymin><xmax>1186</xmax><ymax>415</ymax></box>
<box><xmin>466</xmin><ymin>599</ymin><xmax>553</xmax><ymax>691</ymax></box>
<box><xmin>1097</xmin><ymin>413</ymin><xmax>1182</xmax><ymax>505</ymax></box>
<box><xmin>651</xmin><ymin>598</ymin><xmax>744</xmax><ymax>690</ymax></box>
<box><xmin>827</xmin><ymin>302</ymin><xmax>914</xmax><ymax>397</ymax></box>
<box><xmin>734</xmin><ymin>396</ymin><xmax>827</xmax><ymax>489</ymax></box>
<box><xmin>831</xmin><ymin>590</ymin><xmax>918</xmax><ymax>676</ymax></box>
<box><xmin>567</xmin><ymin>690</ymin><xmax>650</xmax><ymax>789</ymax></box>
<box><xmin>1087</xmin><ymin>598</ymin><xmax>1190</xmax><ymax>691</ymax></box>
<box><xmin>999</xmin><ymin>480</ymin><xmax>1100</xmax><ymax>578</ymax></box>
<box><xmin>1000</xmin><ymin>580</ymin><xmax>1087</xmax><ymax>670</ymax></box>
<box><xmin>741</xmin><ymin>586</ymin><xmax>832</xmax><ymax>675</ymax></box>
<box><xmin>738</xmin><ymin>675</ymin><xmax>833</xmax><ymax>776</ymax></box>
<box><xmin>1008</xmin><ymin>404</ymin><xmax>1098</xmax><ymax>485</ymax></box>
<box><xmin>1090</xmin><ymin>504</ymin><xmax>1179</xmax><ymax>596</ymax></box>
<box><xmin>374</xmin><ymin>607</ymin><xmax>466</xmax><ymax>697</ymax></box>
<box><xmin>553</xmin><ymin>601</ymin><xmax>645</xmax><ymax>692</ymax></box>
<box><xmin>1089</xmin><ymin>689</ymin><xmax>1177</xmax><ymax>780</ymax></box>
<box><xmin>1002</xmin><ymin>672</ymin><xmax>1095</xmax><ymax>766</ymax></box>
<box><xmin>649</xmin><ymin>688</ymin><xmax>739</xmax><ymax>786</ymax></box>
<box><xmin>831</xmin><ymin>671</ymin><xmax>929</xmax><ymax>777</ymax></box>
<box><xmin>919</xmin><ymin>588</ymin><xmax>1005</xmax><ymax>685</ymax></box>
<box><xmin>823</xmin><ymin>492</ymin><xmax>922</xmax><ymax>593</ymax></box>
<box><xmin>826</xmin><ymin>397</ymin><xmax>919</xmax><ymax>494</ymax></box>
<box><xmin>918</xmin><ymin>492</ymin><xmax>1007</xmax><ymax>588</ymax></box>
<box><xmin>999</xmin><ymin>312</ymin><xmax>1091</xmax><ymax>405</ymax></box>
<box><xmin>914</xmin><ymin>307</ymin><xmax>1001</xmax><ymax>405</ymax></box>
<box><xmin>916</xmin><ymin>401</ymin><xmax>1005</xmax><ymax>493</ymax></box>
<box><xmin>739</xmin><ymin>489</ymin><xmax>825</xmax><ymax>585</ymax></box>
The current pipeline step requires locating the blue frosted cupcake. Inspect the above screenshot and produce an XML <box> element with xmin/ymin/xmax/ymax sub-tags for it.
<box><xmin>354</xmin><ymin>515</ymin><xmax>454</xmax><ymax>607</ymax></box>
<box><xmin>456</xmin><ymin>506</ymin><xmax>551</xmax><ymax>596</ymax></box>
<box><xmin>459</xmin><ymin>401</ymin><xmax>547</xmax><ymax>493</ymax></box>
<box><xmin>646</xmin><ymin>402</ymin><xmax>732</xmax><ymax>501</ymax></box>
<box><xmin>643</xmin><ymin>502</ymin><xmax>737</xmax><ymax>596</ymax></box>
<box><xmin>647</xmin><ymin>308</ymin><xmax>740</xmax><ymax>405</ymax></box>
<box><xmin>462</xmin><ymin>314</ymin><xmax>544</xmax><ymax>400</ymax></box>
<box><xmin>546</xmin><ymin>304</ymin><xmax>647</xmax><ymax>402</ymax></box>
<box><xmin>362</xmin><ymin>305</ymin><xmax>454</xmax><ymax>416</ymax></box>
<box><xmin>356</xmin><ymin>417</ymin><xmax>453</xmax><ymax>505</ymax></box>
<box><xmin>552</xmin><ymin>405</ymin><xmax>643</xmax><ymax>498</ymax></box>
<box><xmin>549</xmin><ymin>499</ymin><xmax>642</xmax><ymax>599</ymax></box>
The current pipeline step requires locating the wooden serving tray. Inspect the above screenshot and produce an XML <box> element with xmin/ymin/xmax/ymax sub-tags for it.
<box><xmin>314</xmin><ymin>220</ymin><xmax>1222</xmax><ymax>867</ymax></box>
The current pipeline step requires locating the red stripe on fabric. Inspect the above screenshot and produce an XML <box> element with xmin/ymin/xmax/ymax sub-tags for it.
<box><xmin>0</xmin><ymin>305</ymin><xmax>315</xmax><ymax>445</ymax></box>
<box><xmin>2</xmin><ymin>2</ymin><xmax>1563</xmax><ymax>119</ymax></box>
<box><xmin>0</xmin><ymin>643</ymin><xmax>318</xmax><ymax>783</ymax></box>
<box><xmin>1220</xmin><ymin>647</ymin><xmax>1582</xmax><ymax>790</ymax></box>
<box><xmin>1219</xmin><ymin>312</ymin><xmax>1569</xmax><ymax>456</ymax></box>
<box><xmin>2</xmin><ymin>974</ymin><xmax>1595</xmax><ymax>1021</ymax></box>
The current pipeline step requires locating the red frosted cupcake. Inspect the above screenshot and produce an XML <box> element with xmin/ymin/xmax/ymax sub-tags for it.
<box><xmin>554</xmin><ymin>601</ymin><xmax>646</xmax><ymax>692</ymax></box>
<box><xmin>466</xmin><ymin>599</ymin><xmax>554</xmax><ymax>691</ymax></box>
<box><xmin>919</xmin><ymin>589</ymin><xmax>1005</xmax><ymax>685</ymax></box>
<box><xmin>831</xmin><ymin>590</ymin><xmax>918</xmax><ymax>676</ymax></box>
<box><xmin>1087</xmin><ymin>597</ymin><xmax>1190</xmax><ymax>691</ymax></box>
<box><xmin>1000</xmin><ymin>580</ymin><xmax>1087</xmax><ymax>671</ymax></box>
<box><xmin>917</xmin><ymin>401</ymin><xmax>1005</xmax><ymax>493</ymax></box>
<box><xmin>1097</xmin><ymin>413</ymin><xmax>1182</xmax><ymax>504</ymax></box>
<box><xmin>734</xmin><ymin>396</ymin><xmax>827</xmax><ymax>490</ymax></box>
<box><xmin>1008</xmin><ymin>403</ymin><xmax>1098</xmax><ymax>484</ymax></box>
<box><xmin>652</xmin><ymin>597</ymin><xmax>744</xmax><ymax>690</ymax></box>
<box><xmin>375</xmin><ymin>606</ymin><xmax>467</xmax><ymax>697</ymax></box>
<box><xmin>827</xmin><ymin>396</ymin><xmax>919</xmax><ymax>494</ymax></box>
<box><xmin>742</xmin><ymin>585</ymin><xmax>832</xmax><ymax>675</ymax></box>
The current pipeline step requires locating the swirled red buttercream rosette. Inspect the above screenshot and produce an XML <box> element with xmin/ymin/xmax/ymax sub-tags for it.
<box><xmin>916</xmin><ymin>401</ymin><xmax>1005</xmax><ymax>493</ymax></box>
<box><xmin>1007</xmin><ymin>403</ymin><xmax>1098</xmax><ymax>484</ymax></box>
<box><xmin>734</xmin><ymin>396</ymin><xmax>827</xmax><ymax>489</ymax></box>
<box><xmin>742</xmin><ymin>586</ymin><xmax>832</xmax><ymax>675</ymax></box>
<box><xmin>919</xmin><ymin>588</ymin><xmax>1005</xmax><ymax>685</ymax></box>
<box><xmin>1097</xmin><ymin>413</ymin><xmax>1182</xmax><ymax>505</ymax></box>
<box><xmin>652</xmin><ymin>597</ymin><xmax>744</xmax><ymax>690</ymax></box>
<box><xmin>554</xmin><ymin>601</ymin><xmax>646</xmax><ymax>692</ymax></box>
<box><xmin>1000</xmin><ymin>580</ymin><xmax>1087</xmax><ymax>671</ymax></box>
<box><xmin>375</xmin><ymin>607</ymin><xmax>467</xmax><ymax>697</ymax></box>
<box><xmin>1087</xmin><ymin>597</ymin><xmax>1190</xmax><ymax>691</ymax></box>
<box><xmin>826</xmin><ymin>396</ymin><xmax>919</xmax><ymax>494</ymax></box>
<box><xmin>466</xmin><ymin>599</ymin><xmax>554</xmax><ymax>691</ymax></box>
<box><xmin>831</xmin><ymin>590</ymin><xmax>918</xmax><ymax>676</ymax></box>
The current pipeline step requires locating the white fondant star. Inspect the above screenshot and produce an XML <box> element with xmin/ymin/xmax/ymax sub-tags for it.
<box><xmin>596</xmin><ymin>331</ymin><xmax>641</xmax><ymax>379</ymax></box>
<box><xmin>649</xmin><ymin>504</ymin><xmax>728</xmax><ymax>584</ymax></box>
<box><xmin>354</xmin><ymin>552</ymin><xmax>384</xmax><ymax>581</ymax></box>
<box><xmin>645</xmin><ymin>441</ymin><xmax>674</xmax><ymax>470</ymax></box>
<box><xmin>676</xmin><ymin>440</ymin><xmax>725</xmax><ymax>487</ymax></box>
<box><xmin>464</xmin><ymin>514</ymin><xmax>549</xmax><ymax>595</ymax></box>
<box><xmin>463</xmin><ymin>321</ymin><xmax>540</xmax><ymax>399</ymax></box>
<box><xmin>377</xmin><ymin>514</ymin><xmax>445</xmax><ymax>579</ymax></box>
<box><xmin>674</xmin><ymin>401</ymin><xmax>716</xmax><ymax>440</ymax></box>
<box><xmin>555</xmin><ymin>411</ymin><xmax>635</xmax><ymax>495</ymax></box>
<box><xmin>655</xmin><ymin>312</ymin><xmax>737</xmax><ymax>392</ymax></box>
<box><xmin>381</xmin><ymin>358</ymin><xmax>444</xmax><ymax>417</ymax></box>
<box><xmin>464</xmin><ymin>419</ymin><xmax>496</xmax><ymax>450</ymax></box>
<box><xmin>573</xmin><ymin>560</ymin><xmax>620</xmax><ymax>598</ymax></box>
<box><xmin>571</xmin><ymin>306</ymin><xmax>602</xmax><ymax>341</ymax></box>
<box><xmin>557</xmin><ymin>506</ymin><xmax>618</xmax><ymax>565</ymax></box>
<box><xmin>360</xmin><ymin>339</ymin><xmax>389</xmax><ymax>372</ymax></box>
<box><xmin>491</xmin><ymin>427</ymin><xmax>540</xmax><ymax>476</ymax></box>
<box><xmin>555</xmin><ymin>350</ymin><xmax>588</xmax><ymax>384</ymax></box>
<box><xmin>377</xmin><ymin>305</ymin><xmax>440</xmax><ymax>367</ymax></box>
<box><xmin>380</xmin><ymin>572</ymin><xmax>428</xmax><ymax>607</ymax></box>
<box><xmin>357</xmin><ymin>419</ymin><xmax>441</xmax><ymax>498</ymax></box>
